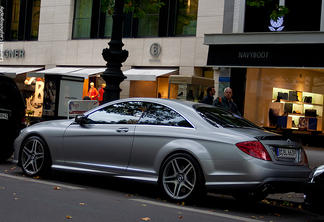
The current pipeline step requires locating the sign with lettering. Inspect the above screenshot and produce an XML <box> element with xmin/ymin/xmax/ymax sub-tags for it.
<box><xmin>207</xmin><ymin>44</ymin><xmax>324</xmax><ymax>68</ymax></box>
<box><xmin>3</xmin><ymin>49</ymin><xmax>25</xmax><ymax>58</ymax></box>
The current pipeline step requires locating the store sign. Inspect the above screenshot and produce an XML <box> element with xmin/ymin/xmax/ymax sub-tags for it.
<box><xmin>149</xmin><ymin>43</ymin><xmax>161</xmax><ymax>62</ymax></box>
<box><xmin>3</xmin><ymin>49</ymin><xmax>25</xmax><ymax>58</ymax></box>
<box><xmin>207</xmin><ymin>44</ymin><xmax>324</xmax><ymax>68</ymax></box>
<box><xmin>238</xmin><ymin>52</ymin><xmax>269</xmax><ymax>59</ymax></box>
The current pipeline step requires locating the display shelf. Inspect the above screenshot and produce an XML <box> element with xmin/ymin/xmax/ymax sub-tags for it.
<box><xmin>272</xmin><ymin>87</ymin><xmax>323</xmax><ymax>131</ymax></box>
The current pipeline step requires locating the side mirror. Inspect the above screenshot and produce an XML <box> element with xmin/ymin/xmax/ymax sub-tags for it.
<box><xmin>75</xmin><ymin>115</ymin><xmax>87</xmax><ymax>125</ymax></box>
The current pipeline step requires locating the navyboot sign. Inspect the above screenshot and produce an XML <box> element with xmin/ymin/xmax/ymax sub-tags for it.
<box><xmin>3</xmin><ymin>49</ymin><xmax>25</xmax><ymax>58</ymax></box>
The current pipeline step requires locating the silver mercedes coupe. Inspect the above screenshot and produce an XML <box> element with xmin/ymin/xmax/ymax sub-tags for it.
<box><xmin>13</xmin><ymin>98</ymin><xmax>311</xmax><ymax>201</ymax></box>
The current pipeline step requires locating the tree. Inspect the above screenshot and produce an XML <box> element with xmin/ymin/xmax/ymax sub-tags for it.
<box><xmin>101</xmin><ymin>0</ymin><xmax>164</xmax><ymax>17</ymax></box>
<box><xmin>247</xmin><ymin>0</ymin><xmax>289</xmax><ymax>21</ymax></box>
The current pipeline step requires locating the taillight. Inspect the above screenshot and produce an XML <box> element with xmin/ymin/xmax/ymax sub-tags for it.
<box><xmin>21</xmin><ymin>110</ymin><xmax>26</xmax><ymax>128</ymax></box>
<box><xmin>236</xmin><ymin>141</ymin><xmax>272</xmax><ymax>161</ymax></box>
<box><xmin>303</xmin><ymin>150</ymin><xmax>308</xmax><ymax>163</ymax></box>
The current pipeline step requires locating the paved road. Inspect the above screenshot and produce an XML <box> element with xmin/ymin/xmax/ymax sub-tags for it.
<box><xmin>1</xmin><ymin>147</ymin><xmax>324</xmax><ymax>222</ymax></box>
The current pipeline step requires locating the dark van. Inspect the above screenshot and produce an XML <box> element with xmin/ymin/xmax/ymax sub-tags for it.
<box><xmin>0</xmin><ymin>73</ymin><xmax>26</xmax><ymax>161</ymax></box>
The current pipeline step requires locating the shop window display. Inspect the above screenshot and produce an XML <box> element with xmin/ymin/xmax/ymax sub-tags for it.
<box><xmin>244</xmin><ymin>68</ymin><xmax>324</xmax><ymax>131</ymax></box>
<box><xmin>23</xmin><ymin>77</ymin><xmax>45</xmax><ymax>118</ymax></box>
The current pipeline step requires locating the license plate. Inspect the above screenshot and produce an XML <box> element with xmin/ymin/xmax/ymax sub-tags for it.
<box><xmin>0</xmin><ymin>113</ymin><xmax>8</xmax><ymax>120</ymax></box>
<box><xmin>277</xmin><ymin>148</ymin><xmax>296</xmax><ymax>158</ymax></box>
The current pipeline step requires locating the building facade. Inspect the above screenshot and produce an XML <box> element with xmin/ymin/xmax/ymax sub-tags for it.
<box><xmin>1</xmin><ymin>0</ymin><xmax>324</xmax><ymax>140</ymax></box>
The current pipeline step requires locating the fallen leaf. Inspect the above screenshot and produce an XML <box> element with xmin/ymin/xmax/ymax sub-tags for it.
<box><xmin>79</xmin><ymin>203</ymin><xmax>87</xmax><ymax>205</ymax></box>
<box><xmin>0</xmin><ymin>187</ymin><xmax>4</xmax><ymax>189</ymax></box>
<box><xmin>251</xmin><ymin>216</ymin><xmax>257</xmax><ymax>219</ymax></box>
<box><xmin>224</xmin><ymin>210</ymin><xmax>229</xmax><ymax>212</ymax></box>
<box><xmin>33</xmin><ymin>176</ymin><xmax>41</xmax><ymax>179</ymax></box>
<box><xmin>66</xmin><ymin>215</ymin><xmax>72</xmax><ymax>219</ymax></box>
<box><xmin>260</xmin><ymin>216</ymin><xmax>264</xmax><ymax>218</ymax></box>
<box><xmin>14</xmin><ymin>198</ymin><xmax>18</xmax><ymax>200</ymax></box>
<box><xmin>274</xmin><ymin>213</ymin><xmax>280</xmax><ymax>216</ymax></box>
<box><xmin>177</xmin><ymin>212</ymin><xmax>181</xmax><ymax>214</ymax></box>
<box><xmin>53</xmin><ymin>187</ymin><xmax>61</xmax><ymax>190</ymax></box>
<box><xmin>13</xmin><ymin>193</ymin><xmax>16</xmax><ymax>195</ymax></box>
<box><xmin>179</xmin><ymin>216</ymin><xmax>183</xmax><ymax>219</ymax></box>
<box><xmin>141</xmin><ymin>204</ymin><xmax>147</xmax><ymax>207</ymax></box>
<box><xmin>287</xmin><ymin>195</ymin><xmax>292</xmax><ymax>198</ymax></box>
<box><xmin>141</xmin><ymin>217</ymin><xmax>150</xmax><ymax>221</ymax></box>
<box><xmin>207</xmin><ymin>210</ymin><xmax>214</xmax><ymax>212</ymax></box>
<box><xmin>126</xmin><ymin>194</ymin><xmax>133</xmax><ymax>197</ymax></box>
<box><xmin>5</xmin><ymin>170</ymin><xmax>8</xmax><ymax>172</ymax></box>
<box><xmin>181</xmin><ymin>202</ymin><xmax>185</xmax><ymax>206</ymax></box>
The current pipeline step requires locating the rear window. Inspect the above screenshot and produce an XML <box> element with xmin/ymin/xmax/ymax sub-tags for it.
<box><xmin>0</xmin><ymin>75</ymin><xmax>25</xmax><ymax>110</ymax></box>
<box><xmin>194</xmin><ymin>105</ymin><xmax>264</xmax><ymax>130</ymax></box>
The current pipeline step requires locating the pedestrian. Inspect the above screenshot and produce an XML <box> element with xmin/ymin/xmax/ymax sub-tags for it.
<box><xmin>213</xmin><ymin>87</ymin><xmax>241</xmax><ymax>115</ymax></box>
<box><xmin>201</xmin><ymin>86</ymin><xmax>215</xmax><ymax>105</ymax></box>
<box><xmin>88</xmin><ymin>82</ymin><xmax>99</xmax><ymax>100</ymax></box>
<box><xmin>98</xmin><ymin>83</ymin><xmax>106</xmax><ymax>105</ymax></box>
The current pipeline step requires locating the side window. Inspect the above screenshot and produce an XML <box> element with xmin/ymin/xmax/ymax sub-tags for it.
<box><xmin>138</xmin><ymin>103</ymin><xmax>193</xmax><ymax>128</ymax></box>
<box><xmin>86</xmin><ymin>101</ymin><xmax>149</xmax><ymax>124</ymax></box>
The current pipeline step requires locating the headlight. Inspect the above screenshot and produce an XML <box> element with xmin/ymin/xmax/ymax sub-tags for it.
<box><xmin>309</xmin><ymin>165</ymin><xmax>324</xmax><ymax>183</ymax></box>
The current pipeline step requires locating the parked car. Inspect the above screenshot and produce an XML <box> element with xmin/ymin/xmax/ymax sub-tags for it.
<box><xmin>302</xmin><ymin>165</ymin><xmax>324</xmax><ymax>215</ymax></box>
<box><xmin>13</xmin><ymin>98</ymin><xmax>311</xmax><ymax>201</ymax></box>
<box><xmin>0</xmin><ymin>73</ymin><xmax>26</xmax><ymax>162</ymax></box>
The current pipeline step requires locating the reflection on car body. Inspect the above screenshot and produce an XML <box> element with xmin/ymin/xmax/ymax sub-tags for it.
<box><xmin>13</xmin><ymin>98</ymin><xmax>311</xmax><ymax>201</ymax></box>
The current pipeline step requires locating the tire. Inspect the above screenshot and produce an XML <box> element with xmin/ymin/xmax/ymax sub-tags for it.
<box><xmin>233</xmin><ymin>192</ymin><xmax>269</xmax><ymax>203</ymax></box>
<box><xmin>0</xmin><ymin>138</ymin><xmax>14</xmax><ymax>162</ymax></box>
<box><xmin>20</xmin><ymin>136</ymin><xmax>51</xmax><ymax>176</ymax></box>
<box><xmin>159</xmin><ymin>153</ymin><xmax>206</xmax><ymax>201</ymax></box>
<box><xmin>1</xmin><ymin>142</ymin><xmax>13</xmax><ymax>162</ymax></box>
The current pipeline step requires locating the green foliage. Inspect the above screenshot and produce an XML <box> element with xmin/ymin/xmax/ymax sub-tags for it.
<box><xmin>247</xmin><ymin>0</ymin><xmax>289</xmax><ymax>21</ymax></box>
<box><xmin>101</xmin><ymin>0</ymin><xmax>165</xmax><ymax>18</ymax></box>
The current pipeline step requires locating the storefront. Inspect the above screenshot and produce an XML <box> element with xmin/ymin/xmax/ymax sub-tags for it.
<box><xmin>205</xmin><ymin>32</ymin><xmax>324</xmax><ymax>145</ymax></box>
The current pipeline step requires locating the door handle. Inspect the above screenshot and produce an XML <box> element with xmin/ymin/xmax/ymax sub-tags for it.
<box><xmin>116</xmin><ymin>128</ymin><xmax>129</xmax><ymax>133</ymax></box>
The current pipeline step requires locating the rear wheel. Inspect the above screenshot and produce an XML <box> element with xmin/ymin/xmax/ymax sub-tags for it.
<box><xmin>20</xmin><ymin>136</ymin><xmax>51</xmax><ymax>176</ymax></box>
<box><xmin>159</xmin><ymin>153</ymin><xmax>206</xmax><ymax>201</ymax></box>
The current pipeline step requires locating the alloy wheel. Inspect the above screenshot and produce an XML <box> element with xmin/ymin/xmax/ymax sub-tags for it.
<box><xmin>21</xmin><ymin>138</ymin><xmax>45</xmax><ymax>175</ymax></box>
<box><xmin>162</xmin><ymin>156</ymin><xmax>197</xmax><ymax>200</ymax></box>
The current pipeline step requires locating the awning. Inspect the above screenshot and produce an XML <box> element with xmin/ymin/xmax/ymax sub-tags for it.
<box><xmin>0</xmin><ymin>67</ymin><xmax>44</xmax><ymax>78</ymax></box>
<box><xmin>123</xmin><ymin>69</ymin><xmax>178</xmax><ymax>81</ymax></box>
<box><xmin>29</xmin><ymin>67</ymin><xmax>106</xmax><ymax>79</ymax></box>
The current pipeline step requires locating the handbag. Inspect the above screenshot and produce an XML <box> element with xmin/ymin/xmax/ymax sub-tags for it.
<box><xmin>277</xmin><ymin>92</ymin><xmax>288</xmax><ymax>100</ymax></box>
<box><xmin>303</xmin><ymin>96</ymin><xmax>312</xmax><ymax>103</ymax></box>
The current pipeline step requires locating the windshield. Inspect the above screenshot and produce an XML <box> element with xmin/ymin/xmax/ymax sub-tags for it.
<box><xmin>194</xmin><ymin>105</ymin><xmax>264</xmax><ymax>130</ymax></box>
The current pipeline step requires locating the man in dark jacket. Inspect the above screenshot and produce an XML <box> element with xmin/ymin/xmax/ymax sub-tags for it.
<box><xmin>213</xmin><ymin>87</ymin><xmax>241</xmax><ymax>115</ymax></box>
<box><xmin>201</xmin><ymin>86</ymin><xmax>215</xmax><ymax>105</ymax></box>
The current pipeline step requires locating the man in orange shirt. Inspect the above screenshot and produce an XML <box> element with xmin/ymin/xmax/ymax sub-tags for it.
<box><xmin>88</xmin><ymin>82</ymin><xmax>99</xmax><ymax>100</ymax></box>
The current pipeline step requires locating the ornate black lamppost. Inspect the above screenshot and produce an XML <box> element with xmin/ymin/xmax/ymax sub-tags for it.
<box><xmin>101</xmin><ymin>0</ymin><xmax>129</xmax><ymax>103</ymax></box>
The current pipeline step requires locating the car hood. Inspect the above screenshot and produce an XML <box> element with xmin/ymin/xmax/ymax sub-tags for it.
<box><xmin>28</xmin><ymin>119</ymin><xmax>74</xmax><ymax>129</ymax></box>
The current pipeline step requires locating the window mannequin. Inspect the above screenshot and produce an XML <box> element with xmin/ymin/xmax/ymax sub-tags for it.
<box><xmin>88</xmin><ymin>82</ymin><xmax>99</xmax><ymax>100</ymax></box>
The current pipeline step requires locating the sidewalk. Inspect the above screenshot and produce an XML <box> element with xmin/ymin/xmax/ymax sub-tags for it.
<box><xmin>267</xmin><ymin>192</ymin><xmax>304</xmax><ymax>204</ymax></box>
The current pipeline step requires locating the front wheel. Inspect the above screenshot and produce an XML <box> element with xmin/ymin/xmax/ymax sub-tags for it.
<box><xmin>20</xmin><ymin>136</ymin><xmax>51</xmax><ymax>176</ymax></box>
<box><xmin>159</xmin><ymin>153</ymin><xmax>206</xmax><ymax>201</ymax></box>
